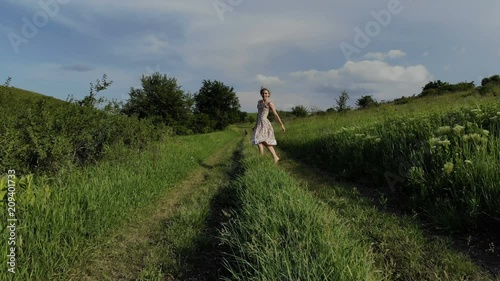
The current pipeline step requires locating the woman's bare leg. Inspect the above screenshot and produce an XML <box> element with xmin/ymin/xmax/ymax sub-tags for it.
<box><xmin>263</xmin><ymin>142</ymin><xmax>280</xmax><ymax>163</ymax></box>
<box><xmin>257</xmin><ymin>143</ymin><xmax>264</xmax><ymax>155</ymax></box>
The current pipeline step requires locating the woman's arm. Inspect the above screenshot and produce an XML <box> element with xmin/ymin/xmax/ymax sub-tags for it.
<box><xmin>269</xmin><ymin>102</ymin><xmax>286</xmax><ymax>132</ymax></box>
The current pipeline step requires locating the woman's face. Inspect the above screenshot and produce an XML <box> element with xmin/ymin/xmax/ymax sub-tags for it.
<box><xmin>261</xmin><ymin>90</ymin><xmax>270</xmax><ymax>99</ymax></box>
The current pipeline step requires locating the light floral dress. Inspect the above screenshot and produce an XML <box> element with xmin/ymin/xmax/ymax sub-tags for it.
<box><xmin>251</xmin><ymin>100</ymin><xmax>277</xmax><ymax>145</ymax></box>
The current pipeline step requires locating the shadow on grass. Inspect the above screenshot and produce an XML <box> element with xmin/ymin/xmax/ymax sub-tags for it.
<box><xmin>182</xmin><ymin>142</ymin><xmax>246</xmax><ymax>280</ymax></box>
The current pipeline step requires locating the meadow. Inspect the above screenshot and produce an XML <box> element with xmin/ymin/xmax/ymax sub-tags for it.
<box><xmin>279</xmin><ymin>90</ymin><xmax>500</xmax><ymax>230</ymax></box>
<box><xmin>1</xmin><ymin>84</ymin><xmax>499</xmax><ymax>280</ymax></box>
<box><xmin>220</xmin><ymin>136</ymin><xmax>496</xmax><ymax>280</ymax></box>
<box><xmin>0</xmin><ymin>128</ymin><xmax>241</xmax><ymax>280</ymax></box>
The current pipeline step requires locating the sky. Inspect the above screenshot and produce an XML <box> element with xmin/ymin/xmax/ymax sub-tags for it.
<box><xmin>1</xmin><ymin>0</ymin><xmax>499</xmax><ymax>113</ymax></box>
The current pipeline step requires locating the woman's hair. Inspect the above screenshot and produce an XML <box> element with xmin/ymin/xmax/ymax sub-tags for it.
<box><xmin>260</xmin><ymin>86</ymin><xmax>271</xmax><ymax>97</ymax></box>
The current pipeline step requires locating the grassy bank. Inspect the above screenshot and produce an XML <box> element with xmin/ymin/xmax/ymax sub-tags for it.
<box><xmin>278</xmin><ymin>151</ymin><xmax>496</xmax><ymax>280</ymax></box>
<box><xmin>218</xmin><ymin>135</ymin><xmax>495</xmax><ymax>279</ymax></box>
<box><xmin>0</xmin><ymin>129</ymin><xmax>240</xmax><ymax>280</ymax></box>
<box><xmin>279</xmin><ymin>92</ymin><xmax>500</xmax><ymax>230</ymax></box>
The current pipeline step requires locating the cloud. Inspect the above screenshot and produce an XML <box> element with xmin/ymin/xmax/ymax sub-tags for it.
<box><xmin>289</xmin><ymin>60</ymin><xmax>433</xmax><ymax>101</ymax></box>
<box><xmin>363</xmin><ymin>50</ymin><xmax>406</xmax><ymax>61</ymax></box>
<box><xmin>143</xmin><ymin>34</ymin><xmax>169</xmax><ymax>53</ymax></box>
<box><xmin>176</xmin><ymin>12</ymin><xmax>346</xmax><ymax>75</ymax></box>
<box><xmin>4</xmin><ymin>0</ymin><xmax>497</xmax><ymax>113</ymax></box>
<box><xmin>112</xmin><ymin>34</ymin><xmax>171</xmax><ymax>59</ymax></box>
<box><xmin>256</xmin><ymin>74</ymin><xmax>284</xmax><ymax>86</ymax></box>
<box><xmin>59</xmin><ymin>64</ymin><xmax>94</xmax><ymax>72</ymax></box>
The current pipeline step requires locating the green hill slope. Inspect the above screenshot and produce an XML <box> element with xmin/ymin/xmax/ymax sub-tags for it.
<box><xmin>0</xmin><ymin>85</ymin><xmax>68</xmax><ymax>108</ymax></box>
<box><xmin>280</xmin><ymin>89</ymin><xmax>500</xmax><ymax>230</ymax></box>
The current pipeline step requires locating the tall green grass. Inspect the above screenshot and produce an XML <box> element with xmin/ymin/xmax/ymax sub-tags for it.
<box><xmin>280</xmin><ymin>92</ymin><xmax>500</xmax><ymax>230</ymax></box>
<box><xmin>0</xmin><ymin>129</ymin><xmax>240</xmax><ymax>280</ymax></box>
<box><xmin>220</xmin><ymin>143</ymin><xmax>376</xmax><ymax>280</ymax></box>
<box><xmin>280</xmin><ymin>154</ymin><xmax>495</xmax><ymax>280</ymax></box>
<box><xmin>136</xmin><ymin>138</ymin><xmax>243</xmax><ymax>280</ymax></box>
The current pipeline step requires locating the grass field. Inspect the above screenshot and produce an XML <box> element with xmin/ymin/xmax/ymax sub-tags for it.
<box><xmin>279</xmin><ymin>91</ymin><xmax>500</xmax><ymax>230</ymax></box>
<box><xmin>1</xmin><ymin>86</ymin><xmax>499</xmax><ymax>280</ymax></box>
<box><xmin>0</xmin><ymin>128</ymin><xmax>241</xmax><ymax>280</ymax></box>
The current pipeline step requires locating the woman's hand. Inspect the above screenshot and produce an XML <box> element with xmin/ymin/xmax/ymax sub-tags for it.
<box><xmin>281</xmin><ymin>124</ymin><xmax>286</xmax><ymax>133</ymax></box>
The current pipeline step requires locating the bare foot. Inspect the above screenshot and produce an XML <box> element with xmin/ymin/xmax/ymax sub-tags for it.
<box><xmin>274</xmin><ymin>157</ymin><xmax>280</xmax><ymax>163</ymax></box>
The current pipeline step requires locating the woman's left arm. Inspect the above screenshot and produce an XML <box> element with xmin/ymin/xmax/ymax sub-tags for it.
<box><xmin>269</xmin><ymin>102</ymin><xmax>286</xmax><ymax>132</ymax></box>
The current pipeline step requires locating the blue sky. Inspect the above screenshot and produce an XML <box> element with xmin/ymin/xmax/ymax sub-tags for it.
<box><xmin>1</xmin><ymin>0</ymin><xmax>499</xmax><ymax>112</ymax></box>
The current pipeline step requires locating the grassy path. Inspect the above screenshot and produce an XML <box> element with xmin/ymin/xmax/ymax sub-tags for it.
<box><xmin>275</xmin><ymin>147</ymin><xmax>497</xmax><ymax>280</ymax></box>
<box><xmin>67</xmin><ymin>134</ymin><xmax>243</xmax><ymax>280</ymax></box>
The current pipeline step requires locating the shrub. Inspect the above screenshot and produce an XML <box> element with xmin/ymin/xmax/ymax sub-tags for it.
<box><xmin>356</xmin><ymin>95</ymin><xmax>378</xmax><ymax>109</ymax></box>
<box><xmin>291</xmin><ymin>105</ymin><xmax>308</xmax><ymax>117</ymax></box>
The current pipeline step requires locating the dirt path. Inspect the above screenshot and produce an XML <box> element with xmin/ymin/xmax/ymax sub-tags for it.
<box><xmin>67</xmin><ymin>136</ymin><xmax>242</xmax><ymax>280</ymax></box>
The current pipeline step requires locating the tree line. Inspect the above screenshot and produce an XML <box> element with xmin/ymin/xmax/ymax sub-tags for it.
<box><xmin>0</xmin><ymin>73</ymin><xmax>246</xmax><ymax>175</ymax></box>
<box><xmin>119</xmin><ymin>72</ymin><xmax>245</xmax><ymax>135</ymax></box>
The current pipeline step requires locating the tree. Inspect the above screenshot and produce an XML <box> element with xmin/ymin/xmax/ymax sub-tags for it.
<box><xmin>356</xmin><ymin>95</ymin><xmax>377</xmax><ymax>109</ymax></box>
<box><xmin>419</xmin><ymin>80</ymin><xmax>449</xmax><ymax>96</ymax></box>
<box><xmin>121</xmin><ymin>72</ymin><xmax>191</xmax><ymax>129</ymax></box>
<box><xmin>194</xmin><ymin>80</ymin><xmax>242</xmax><ymax>131</ymax></box>
<box><xmin>309</xmin><ymin>106</ymin><xmax>324</xmax><ymax>115</ymax></box>
<box><xmin>335</xmin><ymin>90</ymin><xmax>350</xmax><ymax>112</ymax></box>
<box><xmin>422</xmin><ymin>80</ymin><xmax>448</xmax><ymax>91</ymax></box>
<box><xmin>68</xmin><ymin>74</ymin><xmax>112</xmax><ymax>108</ymax></box>
<box><xmin>481</xmin><ymin>75</ymin><xmax>500</xmax><ymax>87</ymax></box>
<box><xmin>291</xmin><ymin>105</ymin><xmax>308</xmax><ymax>117</ymax></box>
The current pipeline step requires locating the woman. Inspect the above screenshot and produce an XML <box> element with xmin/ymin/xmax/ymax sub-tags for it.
<box><xmin>250</xmin><ymin>86</ymin><xmax>286</xmax><ymax>163</ymax></box>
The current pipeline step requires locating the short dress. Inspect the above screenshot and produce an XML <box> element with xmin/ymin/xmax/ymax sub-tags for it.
<box><xmin>251</xmin><ymin>100</ymin><xmax>277</xmax><ymax>145</ymax></box>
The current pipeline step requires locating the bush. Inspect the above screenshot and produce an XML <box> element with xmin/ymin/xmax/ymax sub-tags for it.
<box><xmin>479</xmin><ymin>84</ymin><xmax>495</xmax><ymax>96</ymax></box>
<box><xmin>393</xmin><ymin>96</ymin><xmax>415</xmax><ymax>105</ymax></box>
<box><xmin>291</xmin><ymin>105</ymin><xmax>308</xmax><ymax>117</ymax></box>
<box><xmin>419</xmin><ymin>80</ymin><xmax>475</xmax><ymax>97</ymax></box>
<box><xmin>356</xmin><ymin>95</ymin><xmax>378</xmax><ymax>109</ymax></box>
<box><xmin>481</xmin><ymin>74</ymin><xmax>500</xmax><ymax>87</ymax></box>
<box><xmin>0</xmin><ymin>78</ymin><xmax>169</xmax><ymax>175</ymax></box>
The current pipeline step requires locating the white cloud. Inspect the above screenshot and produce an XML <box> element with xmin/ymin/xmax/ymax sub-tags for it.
<box><xmin>256</xmin><ymin>74</ymin><xmax>284</xmax><ymax>86</ymax></box>
<box><xmin>422</xmin><ymin>51</ymin><xmax>429</xmax><ymax>57</ymax></box>
<box><xmin>143</xmin><ymin>35</ymin><xmax>169</xmax><ymax>53</ymax></box>
<box><xmin>112</xmin><ymin>34</ymin><xmax>170</xmax><ymax>59</ymax></box>
<box><xmin>390</xmin><ymin>50</ymin><xmax>406</xmax><ymax>58</ymax></box>
<box><xmin>363</xmin><ymin>50</ymin><xmax>406</xmax><ymax>61</ymax></box>
<box><xmin>289</xmin><ymin>60</ymin><xmax>433</xmax><ymax>101</ymax></box>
